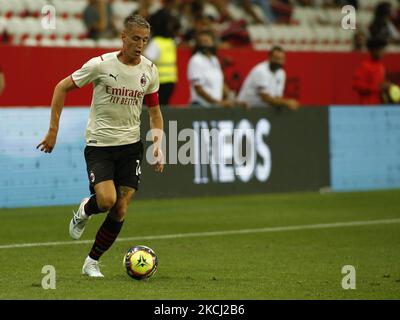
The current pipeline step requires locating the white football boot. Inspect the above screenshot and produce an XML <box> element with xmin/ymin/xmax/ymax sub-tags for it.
<box><xmin>69</xmin><ymin>198</ymin><xmax>90</xmax><ymax>240</ymax></box>
<box><xmin>82</xmin><ymin>256</ymin><xmax>104</xmax><ymax>278</ymax></box>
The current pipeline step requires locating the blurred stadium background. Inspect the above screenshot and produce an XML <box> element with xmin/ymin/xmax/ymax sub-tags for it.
<box><xmin>0</xmin><ymin>0</ymin><xmax>399</xmax><ymax>300</ymax></box>
<box><xmin>1</xmin><ymin>0</ymin><xmax>400</xmax><ymax>206</ymax></box>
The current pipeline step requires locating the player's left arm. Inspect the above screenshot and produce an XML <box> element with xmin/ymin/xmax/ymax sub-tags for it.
<box><xmin>146</xmin><ymin>63</ymin><xmax>164</xmax><ymax>172</ymax></box>
<box><xmin>147</xmin><ymin>104</ymin><xmax>164</xmax><ymax>173</ymax></box>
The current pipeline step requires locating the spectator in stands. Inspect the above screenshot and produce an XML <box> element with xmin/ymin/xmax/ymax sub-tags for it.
<box><xmin>178</xmin><ymin>0</ymin><xmax>212</xmax><ymax>45</ymax></box>
<box><xmin>144</xmin><ymin>0</ymin><xmax>180</xmax><ymax>106</ymax></box>
<box><xmin>246</xmin><ymin>0</ymin><xmax>276</xmax><ymax>23</ymax></box>
<box><xmin>131</xmin><ymin>0</ymin><xmax>156</xmax><ymax>20</ymax></box>
<box><xmin>212</xmin><ymin>0</ymin><xmax>273</xmax><ymax>24</ymax></box>
<box><xmin>369</xmin><ymin>1</ymin><xmax>400</xmax><ymax>45</ymax></box>
<box><xmin>83</xmin><ymin>0</ymin><xmax>118</xmax><ymax>40</ymax></box>
<box><xmin>187</xmin><ymin>30</ymin><xmax>244</xmax><ymax>108</ymax></box>
<box><xmin>238</xmin><ymin>46</ymin><xmax>299</xmax><ymax>110</ymax></box>
<box><xmin>353</xmin><ymin>38</ymin><xmax>392</xmax><ymax>105</ymax></box>
<box><xmin>179</xmin><ymin>1</ymin><xmax>250</xmax><ymax>48</ymax></box>
<box><xmin>0</xmin><ymin>66</ymin><xmax>5</xmax><ymax>96</ymax></box>
<box><xmin>270</xmin><ymin>0</ymin><xmax>293</xmax><ymax>24</ymax></box>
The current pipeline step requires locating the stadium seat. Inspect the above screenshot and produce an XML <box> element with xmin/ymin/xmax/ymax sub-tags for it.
<box><xmin>40</xmin><ymin>37</ymin><xmax>67</xmax><ymax>47</ymax></box>
<box><xmin>0</xmin><ymin>16</ymin><xmax>6</xmax><ymax>33</ymax></box>
<box><xmin>54</xmin><ymin>18</ymin><xmax>70</xmax><ymax>39</ymax></box>
<box><xmin>267</xmin><ymin>25</ymin><xmax>300</xmax><ymax>47</ymax></box>
<box><xmin>63</xmin><ymin>0</ymin><xmax>87</xmax><ymax>18</ymax></box>
<box><xmin>296</xmin><ymin>25</ymin><xmax>316</xmax><ymax>46</ymax></box>
<box><xmin>64</xmin><ymin>17</ymin><xmax>87</xmax><ymax>39</ymax></box>
<box><xmin>39</xmin><ymin>37</ymin><xmax>56</xmax><ymax>47</ymax></box>
<box><xmin>22</xmin><ymin>0</ymin><xmax>47</xmax><ymax>16</ymax></box>
<box><xmin>67</xmin><ymin>38</ymin><xmax>84</xmax><ymax>47</ymax></box>
<box><xmin>52</xmin><ymin>0</ymin><xmax>70</xmax><ymax>17</ymax></box>
<box><xmin>292</xmin><ymin>7</ymin><xmax>315</xmax><ymax>26</ymax></box>
<box><xmin>337</xmin><ymin>28</ymin><xmax>354</xmax><ymax>46</ymax></box>
<box><xmin>203</xmin><ymin>2</ymin><xmax>220</xmax><ymax>21</ymax></box>
<box><xmin>22</xmin><ymin>36</ymin><xmax>39</xmax><ymax>46</ymax></box>
<box><xmin>251</xmin><ymin>3</ymin><xmax>268</xmax><ymax>23</ymax></box>
<box><xmin>314</xmin><ymin>26</ymin><xmax>335</xmax><ymax>51</ymax></box>
<box><xmin>357</xmin><ymin>11</ymin><xmax>373</xmax><ymax>29</ymax></box>
<box><xmin>226</xmin><ymin>3</ymin><xmax>246</xmax><ymax>21</ymax></box>
<box><xmin>53</xmin><ymin>38</ymin><xmax>68</xmax><ymax>47</ymax></box>
<box><xmin>23</xmin><ymin>17</ymin><xmax>42</xmax><ymax>39</ymax></box>
<box><xmin>96</xmin><ymin>38</ymin><xmax>121</xmax><ymax>49</ymax></box>
<box><xmin>313</xmin><ymin>7</ymin><xmax>329</xmax><ymax>25</ymax></box>
<box><xmin>112</xmin><ymin>1</ymin><xmax>139</xmax><ymax>20</ymax></box>
<box><xmin>78</xmin><ymin>38</ymin><xmax>96</xmax><ymax>48</ymax></box>
<box><xmin>325</xmin><ymin>8</ymin><xmax>343</xmax><ymax>26</ymax></box>
<box><xmin>0</xmin><ymin>0</ymin><xmax>26</xmax><ymax>17</ymax></box>
<box><xmin>256</xmin><ymin>25</ymin><xmax>268</xmax><ymax>42</ymax></box>
<box><xmin>65</xmin><ymin>37</ymin><xmax>97</xmax><ymax>48</ymax></box>
<box><xmin>247</xmin><ymin>24</ymin><xmax>259</xmax><ymax>43</ymax></box>
<box><xmin>110</xmin><ymin>37</ymin><xmax>122</xmax><ymax>48</ymax></box>
<box><xmin>5</xmin><ymin>17</ymin><xmax>26</xmax><ymax>44</ymax></box>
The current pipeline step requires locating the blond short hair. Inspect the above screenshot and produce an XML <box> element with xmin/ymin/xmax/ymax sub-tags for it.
<box><xmin>124</xmin><ymin>14</ymin><xmax>151</xmax><ymax>31</ymax></box>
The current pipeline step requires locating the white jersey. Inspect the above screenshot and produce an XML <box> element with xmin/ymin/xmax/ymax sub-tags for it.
<box><xmin>71</xmin><ymin>51</ymin><xmax>159</xmax><ymax>147</ymax></box>
<box><xmin>187</xmin><ymin>52</ymin><xmax>224</xmax><ymax>107</ymax></box>
<box><xmin>238</xmin><ymin>61</ymin><xmax>286</xmax><ymax>107</ymax></box>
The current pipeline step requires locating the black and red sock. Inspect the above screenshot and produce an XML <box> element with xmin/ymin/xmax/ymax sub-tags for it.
<box><xmin>84</xmin><ymin>195</ymin><xmax>104</xmax><ymax>216</ymax></box>
<box><xmin>89</xmin><ymin>215</ymin><xmax>124</xmax><ymax>261</ymax></box>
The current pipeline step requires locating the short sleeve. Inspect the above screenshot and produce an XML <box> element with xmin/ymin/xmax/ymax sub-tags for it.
<box><xmin>253</xmin><ymin>68</ymin><xmax>270</xmax><ymax>94</ymax></box>
<box><xmin>276</xmin><ymin>71</ymin><xmax>286</xmax><ymax>97</ymax></box>
<box><xmin>187</xmin><ymin>56</ymin><xmax>205</xmax><ymax>86</ymax></box>
<box><xmin>146</xmin><ymin>63</ymin><xmax>160</xmax><ymax>94</ymax></box>
<box><xmin>71</xmin><ymin>57</ymin><xmax>100</xmax><ymax>88</ymax></box>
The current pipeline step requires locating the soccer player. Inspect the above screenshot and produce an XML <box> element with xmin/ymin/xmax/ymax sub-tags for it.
<box><xmin>37</xmin><ymin>15</ymin><xmax>164</xmax><ymax>278</ymax></box>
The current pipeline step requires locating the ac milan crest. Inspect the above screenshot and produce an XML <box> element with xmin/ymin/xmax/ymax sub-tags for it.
<box><xmin>140</xmin><ymin>74</ymin><xmax>147</xmax><ymax>87</ymax></box>
<box><xmin>89</xmin><ymin>171</ymin><xmax>95</xmax><ymax>183</ymax></box>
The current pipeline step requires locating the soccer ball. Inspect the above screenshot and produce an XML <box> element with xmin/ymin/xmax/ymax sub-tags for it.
<box><xmin>123</xmin><ymin>245</ymin><xmax>158</xmax><ymax>280</ymax></box>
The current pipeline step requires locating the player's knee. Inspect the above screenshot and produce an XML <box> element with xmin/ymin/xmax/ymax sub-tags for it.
<box><xmin>110</xmin><ymin>206</ymin><xmax>127</xmax><ymax>222</ymax></box>
<box><xmin>97</xmin><ymin>195</ymin><xmax>116</xmax><ymax>212</ymax></box>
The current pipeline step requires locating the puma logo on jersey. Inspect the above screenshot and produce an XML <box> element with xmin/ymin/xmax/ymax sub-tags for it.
<box><xmin>109</xmin><ymin>73</ymin><xmax>119</xmax><ymax>81</ymax></box>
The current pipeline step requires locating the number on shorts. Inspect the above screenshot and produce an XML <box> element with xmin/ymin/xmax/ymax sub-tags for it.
<box><xmin>135</xmin><ymin>160</ymin><xmax>141</xmax><ymax>176</ymax></box>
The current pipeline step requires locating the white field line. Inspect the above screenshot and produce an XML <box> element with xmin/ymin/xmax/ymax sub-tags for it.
<box><xmin>0</xmin><ymin>218</ymin><xmax>399</xmax><ymax>250</ymax></box>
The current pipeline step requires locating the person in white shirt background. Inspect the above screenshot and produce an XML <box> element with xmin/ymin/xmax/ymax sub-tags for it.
<box><xmin>238</xmin><ymin>46</ymin><xmax>300</xmax><ymax>111</ymax></box>
<box><xmin>187</xmin><ymin>30</ymin><xmax>247</xmax><ymax>109</ymax></box>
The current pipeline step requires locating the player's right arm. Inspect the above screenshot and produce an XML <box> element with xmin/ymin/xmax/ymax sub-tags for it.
<box><xmin>36</xmin><ymin>76</ymin><xmax>77</xmax><ymax>153</ymax></box>
<box><xmin>37</xmin><ymin>56</ymin><xmax>100</xmax><ymax>153</ymax></box>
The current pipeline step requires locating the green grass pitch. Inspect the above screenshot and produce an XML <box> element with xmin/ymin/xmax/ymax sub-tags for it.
<box><xmin>0</xmin><ymin>190</ymin><xmax>399</xmax><ymax>300</ymax></box>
